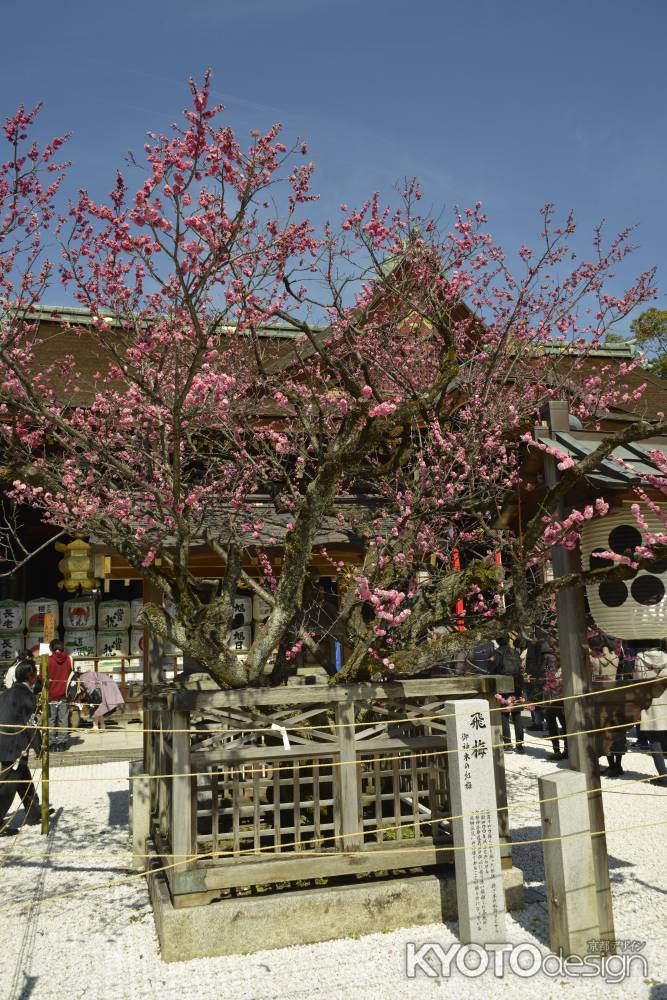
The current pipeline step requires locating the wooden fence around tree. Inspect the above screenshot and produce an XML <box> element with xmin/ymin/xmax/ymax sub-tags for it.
<box><xmin>144</xmin><ymin>676</ymin><xmax>515</xmax><ymax>908</ymax></box>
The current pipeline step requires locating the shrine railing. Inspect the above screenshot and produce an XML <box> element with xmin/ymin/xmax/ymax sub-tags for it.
<box><xmin>143</xmin><ymin>676</ymin><xmax>514</xmax><ymax>906</ymax></box>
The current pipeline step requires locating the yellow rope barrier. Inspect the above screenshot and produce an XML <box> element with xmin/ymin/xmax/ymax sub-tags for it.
<box><xmin>1</xmin><ymin>714</ymin><xmax>661</xmax><ymax>785</ymax></box>
<box><xmin>2</xmin><ymin>674</ymin><xmax>663</xmax><ymax>736</ymax></box>
<box><xmin>2</xmin><ymin>771</ymin><xmax>664</xmax><ymax>866</ymax></box>
<box><xmin>0</xmin><ymin>814</ymin><xmax>666</xmax><ymax>918</ymax></box>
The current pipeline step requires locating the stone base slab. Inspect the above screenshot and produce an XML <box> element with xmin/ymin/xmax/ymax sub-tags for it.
<box><xmin>148</xmin><ymin>858</ymin><xmax>524</xmax><ymax>963</ymax></box>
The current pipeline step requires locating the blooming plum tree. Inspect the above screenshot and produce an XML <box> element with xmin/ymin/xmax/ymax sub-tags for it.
<box><xmin>0</xmin><ymin>75</ymin><xmax>665</xmax><ymax>688</ymax></box>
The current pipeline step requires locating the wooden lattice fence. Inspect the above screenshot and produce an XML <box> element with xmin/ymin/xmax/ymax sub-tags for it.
<box><xmin>144</xmin><ymin>676</ymin><xmax>514</xmax><ymax>907</ymax></box>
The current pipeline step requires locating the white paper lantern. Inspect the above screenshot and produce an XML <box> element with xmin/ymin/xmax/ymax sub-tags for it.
<box><xmin>63</xmin><ymin>597</ymin><xmax>96</xmax><ymax>630</ymax></box>
<box><xmin>25</xmin><ymin>598</ymin><xmax>60</xmax><ymax>632</ymax></box>
<box><xmin>581</xmin><ymin>504</ymin><xmax>667</xmax><ymax>639</ymax></box>
<box><xmin>65</xmin><ymin>630</ymin><xmax>96</xmax><ymax>657</ymax></box>
<box><xmin>97</xmin><ymin>630</ymin><xmax>129</xmax><ymax>657</ymax></box>
<box><xmin>228</xmin><ymin>625</ymin><xmax>252</xmax><ymax>651</ymax></box>
<box><xmin>98</xmin><ymin>600</ymin><xmax>131</xmax><ymax>630</ymax></box>
<box><xmin>0</xmin><ymin>600</ymin><xmax>25</xmax><ymax>633</ymax></box>
<box><xmin>131</xmin><ymin>598</ymin><xmax>144</xmax><ymax>627</ymax></box>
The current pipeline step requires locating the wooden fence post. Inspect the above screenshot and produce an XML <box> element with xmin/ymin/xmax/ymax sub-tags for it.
<box><xmin>129</xmin><ymin>759</ymin><xmax>151</xmax><ymax>869</ymax></box>
<box><xmin>157</xmin><ymin>710</ymin><xmax>169</xmax><ymax>842</ymax></box>
<box><xmin>171</xmin><ymin>710</ymin><xmax>196</xmax><ymax>872</ymax></box>
<box><xmin>334</xmin><ymin>701</ymin><xmax>362</xmax><ymax>850</ymax></box>
<box><xmin>40</xmin><ymin>651</ymin><xmax>49</xmax><ymax>835</ymax></box>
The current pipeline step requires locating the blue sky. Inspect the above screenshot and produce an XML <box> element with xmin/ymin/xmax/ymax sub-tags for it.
<box><xmin>2</xmin><ymin>0</ymin><xmax>666</xmax><ymax>320</ymax></box>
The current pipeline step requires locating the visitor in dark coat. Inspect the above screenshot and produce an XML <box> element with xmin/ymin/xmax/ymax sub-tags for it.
<box><xmin>0</xmin><ymin>661</ymin><xmax>42</xmax><ymax>834</ymax></box>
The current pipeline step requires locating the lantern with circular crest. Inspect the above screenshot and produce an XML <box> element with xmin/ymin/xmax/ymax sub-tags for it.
<box><xmin>581</xmin><ymin>505</ymin><xmax>667</xmax><ymax>639</ymax></box>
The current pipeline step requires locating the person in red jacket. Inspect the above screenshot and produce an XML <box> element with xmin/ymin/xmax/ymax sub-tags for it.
<box><xmin>47</xmin><ymin>640</ymin><xmax>73</xmax><ymax>751</ymax></box>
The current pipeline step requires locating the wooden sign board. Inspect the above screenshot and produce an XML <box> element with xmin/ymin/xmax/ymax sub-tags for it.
<box><xmin>43</xmin><ymin>612</ymin><xmax>55</xmax><ymax>644</ymax></box>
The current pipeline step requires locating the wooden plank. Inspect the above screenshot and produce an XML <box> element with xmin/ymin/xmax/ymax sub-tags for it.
<box><xmin>410</xmin><ymin>754</ymin><xmax>420</xmax><ymax>837</ymax></box>
<box><xmin>253</xmin><ymin>767</ymin><xmax>261</xmax><ymax>852</ymax></box>
<box><xmin>313</xmin><ymin>765</ymin><xmax>321</xmax><ymax>843</ymax></box>
<box><xmin>374</xmin><ymin>758</ymin><xmax>382</xmax><ymax>844</ymax></box>
<box><xmin>211</xmin><ymin>768</ymin><xmax>219</xmax><ymax>858</ymax></box>
<box><xmin>294</xmin><ymin>765</ymin><xmax>301</xmax><ymax>848</ymax></box>
<box><xmin>157</xmin><ymin>716</ymin><xmax>169</xmax><ymax>841</ymax></box>
<box><xmin>392</xmin><ymin>757</ymin><xmax>401</xmax><ymax>839</ymax></box>
<box><xmin>232</xmin><ymin>769</ymin><xmax>241</xmax><ymax>854</ymax></box>
<box><xmin>171</xmin><ymin>711</ymin><xmax>195</xmax><ymax>873</ymax></box>
<box><xmin>188</xmin><ymin>735</ymin><xmax>446</xmax><ymax>768</ymax></box>
<box><xmin>171</xmin><ymin>838</ymin><xmax>453</xmax><ymax>895</ymax></box>
<box><xmin>164</xmin><ymin>676</ymin><xmax>511</xmax><ymax>711</ymax></box>
<box><xmin>334</xmin><ymin>702</ymin><xmax>362</xmax><ymax>850</ymax></box>
<box><xmin>273</xmin><ymin>765</ymin><xmax>281</xmax><ymax>852</ymax></box>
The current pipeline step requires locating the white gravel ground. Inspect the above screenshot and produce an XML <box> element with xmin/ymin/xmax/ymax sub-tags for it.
<box><xmin>0</xmin><ymin>735</ymin><xmax>665</xmax><ymax>1000</ymax></box>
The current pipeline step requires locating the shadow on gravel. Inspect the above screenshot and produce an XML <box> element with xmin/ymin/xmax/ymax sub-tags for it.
<box><xmin>509</xmin><ymin>818</ymin><xmax>647</xmax><ymax>949</ymax></box>
<box><xmin>17</xmin><ymin>973</ymin><xmax>38</xmax><ymax>999</ymax></box>
<box><xmin>107</xmin><ymin>789</ymin><xmax>129</xmax><ymax>827</ymax></box>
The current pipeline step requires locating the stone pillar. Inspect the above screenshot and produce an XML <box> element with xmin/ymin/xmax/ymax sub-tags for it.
<box><xmin>445</xmin><ymin>698</ymin><xmax>506</xmax><ymax>944</ymax></box>
<box><xmin>539</xmin><ymin>769</ymin><xmax>600</xmax><ymax>956</ymax></box>
<box><xmin>544</xmin><ymin>400</ymin><xmax>615</xmax><ymax>945</ymax></box>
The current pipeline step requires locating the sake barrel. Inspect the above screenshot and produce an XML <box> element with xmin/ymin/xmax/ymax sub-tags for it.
<box><xmin>97</xmin><ymin>600</ymin><xmax>131</xmax><ymax>631</ymax></box>
<box><xmin>131</xmin><ymin>599</ymin><xmax>144</xmax><ymax>627</ymax></box>
<box><xmin>65</xmin><ymin>630</ymin><xmax>96</xmax><ymax>657</ymax></box>
<box><xmin>25</xmin><ymin>632</ymin><xmax>43</xmax><ymax>653</ymax></box>
<box><xmin>26</xmin><ymin>598</ymin><xmax>60</xmax><ymax>632</ymax></box>
<box><xmin>0</xmin><ymin>600</ymin><xmax>25</xmax><ymax>633</ymax></box>
<box><xmin>0</xmin><ymin>632</ymin><xmax>23</xmax><ymax>660</ymax></box>
<box><xmin>129</xmin><ymin>628</ymin><xmax>145</xmax><ymax>655</ymax></box>
<box><xmin>97</xmin><ymin>630</ymin><xmax>130</xmax><ymax>657</ymax></box>
<box><xmin>232</xmin><ymin>596</ymin><xmax>252</xmax><ymax>625</ymax></box>
<box><xmin>132</xmin><ymin>626</ymin><xmax>178</xmax><ymax>656</ymax></box>
<box><xmin>228</xmin><ymin>625</ymin><xmax>252</xmax><ymax>651</ymax></box>
<box><xmin>63</xmin><ymin>597</ymin><xmax>96</xmax><ymax>630</ymax></box>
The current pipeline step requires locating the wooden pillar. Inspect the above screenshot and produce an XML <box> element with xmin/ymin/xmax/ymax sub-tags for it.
<box><xmin>129</xmin><ymin>759</ymin><xmax>151</xmax><ymax>870</ymax></box>
<box><xmin>334</xmin><ymin>701</ymin><xmax>362</xmax><ymax>850</ymax></box>
<box><xmin>143</xmin><ymin>578</ymin><xmax>165</xmax><ymax>776</ymax></box>
<box><xmin>544</xmin><ymin>400</ymin><xmax>615</xmax><ymax>944</ymax></box>
<box><xmin>157</xmin><ymin>712</ymin><xmax>169</xmax><ymax>843</ymax></box>
<box><xmin>171</xmin><ymin>710</ymin><xmax>196</xmax><ymax>872</ymax></box>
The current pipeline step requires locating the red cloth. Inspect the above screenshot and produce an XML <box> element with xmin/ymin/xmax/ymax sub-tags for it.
<box><xmin>47</xmin><ymin>650</ymin><xmax>72</xmax><ymax>701</ymax></box>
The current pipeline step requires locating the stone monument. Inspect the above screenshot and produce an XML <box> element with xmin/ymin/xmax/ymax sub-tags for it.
<box><xmin>445</xmin><ymin>697</ymin><xmax>507</xmax><ymax>943</ymax></box>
